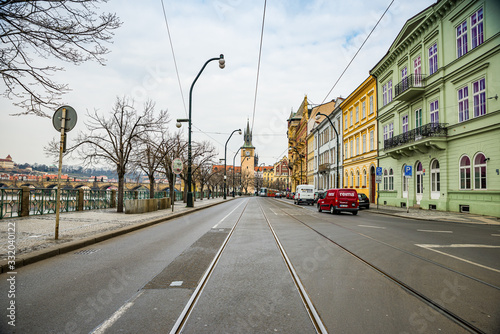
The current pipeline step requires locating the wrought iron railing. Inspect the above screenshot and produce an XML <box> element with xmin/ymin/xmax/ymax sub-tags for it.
<box><xmin>394</xmin><ymin>74</ymin><xmax>426</xmax><ymax>97</ymax></box>
<box><xmin>318</xmin><ymin>163</ymin><xmax>330</xmax><ymax>173</ymax></box>
<box><xmin>384</xmin><ymin>123</ymin><xmax>447</xmax><ymax>150</ymax></box>
<box><xmin>84</xmin><ymin>190</ymin><xmax>112</xmax><ymax>210</ymax></box>
<box><xmin>0</xmin><ymin>188</ymin><xmax>22</xmax><ymax>218</ymax></box>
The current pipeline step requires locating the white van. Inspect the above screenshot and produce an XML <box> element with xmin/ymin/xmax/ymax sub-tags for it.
<box><xmin>294</xmin><ymin>185</ymin><xmax>315</xmax><ymax>205</ymax></box>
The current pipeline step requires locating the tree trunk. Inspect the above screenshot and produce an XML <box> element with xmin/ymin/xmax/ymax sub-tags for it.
<box><xmin>117</xmin><ymin>172</ymin><xmax>125</xmax><ymax>213</ymax></box>
<box><xmin>149</xmin><ymin>175</ymin><xmax>155</xmax><ymax>199</ymax></box>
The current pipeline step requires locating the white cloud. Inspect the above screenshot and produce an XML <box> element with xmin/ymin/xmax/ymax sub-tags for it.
<box><xmin>0</xmin><ymin>0</ymin><xmax>436</xmax><ymax>167</ymax></box>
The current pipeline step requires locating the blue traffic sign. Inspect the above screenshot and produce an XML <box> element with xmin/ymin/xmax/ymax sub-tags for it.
<box><xmin>404</xmin><ymin>165</ymin><xmax>412</xmax><ymax>177</ymax></box>
<box><xmin>376</xmin><ymin>167</ymin><xmax>382</xmax><ymax>176</ymax></box>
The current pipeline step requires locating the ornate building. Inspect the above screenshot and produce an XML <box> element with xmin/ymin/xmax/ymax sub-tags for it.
<box><xmin>241</xmin><ymin>119</ymin><xmax>256</xmax><ymax>194</ymax></box>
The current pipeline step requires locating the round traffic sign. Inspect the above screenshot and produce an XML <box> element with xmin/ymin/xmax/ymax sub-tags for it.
<box><xmin>52</xmin><ymin>105</ymin><xmax>77</xmax><ymax>132</ymax></box>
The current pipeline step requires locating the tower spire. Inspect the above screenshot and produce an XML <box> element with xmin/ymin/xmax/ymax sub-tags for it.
<box><xmin>243</xmin><ymin>118</ymin><xmax>253</xmax><ymax>148</ymax></box>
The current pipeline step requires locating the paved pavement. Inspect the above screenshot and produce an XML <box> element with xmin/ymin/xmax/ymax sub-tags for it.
<box><xmin>1</xmin><ymin>196</ymin><xmax>498</xmax><ymax>273</ymax></box>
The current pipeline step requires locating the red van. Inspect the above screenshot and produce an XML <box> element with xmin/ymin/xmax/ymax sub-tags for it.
<box><xmin>317</xmin><ymin>188</ymin><xmax>359</xmax><ymax>215</ymax></box>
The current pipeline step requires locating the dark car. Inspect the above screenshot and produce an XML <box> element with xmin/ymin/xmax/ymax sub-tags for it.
<box><xmin>358</xmin><ymin>193</ymin><xmax>370</xmax><ymax>209</ymax></box>
<box><xmin>314</xmin><ymin>190</ymin><xmax>325</xmax><ymax>206</ymax></box>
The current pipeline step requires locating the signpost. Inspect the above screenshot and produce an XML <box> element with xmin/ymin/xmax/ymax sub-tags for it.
<box><xmin>171</xmin><ymin>158</ymin><xmax>183</xmax><ymax>211</ymax></box>
<box><xmin>404</xmin><ymin>165</ymin><xmax>412</xmax><ymax>213</ymax></box>
<box><xmin>52</xmin><ymin>106</ymin><xmax>77</xmax><ymax>240</ymax></box>
<box><xmin>375</xmin><ymin>167</ymin><xmax>382</xmax><ymax>209</ymax></box>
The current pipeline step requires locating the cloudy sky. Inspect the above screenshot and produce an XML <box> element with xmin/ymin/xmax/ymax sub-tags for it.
<box><xmin>0</xmin><ymin>0</ymin><xmax>435</xmax><ymax>168</ymax></box>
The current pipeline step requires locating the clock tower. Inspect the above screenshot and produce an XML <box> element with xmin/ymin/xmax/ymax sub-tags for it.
<box><xmin>241</xmin><ymin>119</ymin><xmax>256</xmax><ymax>194</ymax></box>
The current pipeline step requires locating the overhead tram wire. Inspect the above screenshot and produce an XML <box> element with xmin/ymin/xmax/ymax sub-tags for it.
<box><xmin>250</xmin><ymin>0</ymin><xmax>267</xmax><ymax>135</ymax></box>
<box><xmin>160</xmin><ymin>0</ymin><xmax>230</xmax><ymax>151</ymax></box>
<box><xmin>321</xmin><ymin>0</ymin><xmax>395</xmax><ymax>104</ymax></box>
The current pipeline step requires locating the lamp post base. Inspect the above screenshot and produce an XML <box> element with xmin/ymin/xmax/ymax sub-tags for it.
<box><xmin>187</xmin><ymin>192</ymin><xmax>194</xmax><ymax>207</ymax></box>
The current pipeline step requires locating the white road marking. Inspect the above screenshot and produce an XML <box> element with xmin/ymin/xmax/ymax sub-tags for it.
<box><xmin>492</xmin><ymin>234</ymin><xmax>500</xmax><ymax>237</ymax></box>
<box><xmin>212</xmin><ymin>200</ymin><xmax>246</xmax><ymax>228</ymax></box>
<box><xmin>417</xmin><ymin>229</ymin><xmax>453</xmax><ymax>233</ymax></box>
<box><xmin>415</xmin><ymin>244</ymin><xmax>500</xmax><ymax>273</ymax></box>
<box><xmin>92</xmin><ymin>290</ymin><xmax>144</xmax><ymax>334</ymax></box>
<box><xmin>358</xmin><ymin>225</ymin><xmax>386</xmax><ymax>229</ymax></box>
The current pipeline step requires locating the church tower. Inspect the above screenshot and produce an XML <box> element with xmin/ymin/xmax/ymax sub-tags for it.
<box><xmin>241</xmin><ymin>119</ymin><xmax>256</xmax><ymax>194</ymax></box>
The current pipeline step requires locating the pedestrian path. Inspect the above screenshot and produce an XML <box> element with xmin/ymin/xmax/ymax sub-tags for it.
<box><xmin>0</xmin><ymin>197</ymin><xmax>234</xmax><ymax>273</ymax></box>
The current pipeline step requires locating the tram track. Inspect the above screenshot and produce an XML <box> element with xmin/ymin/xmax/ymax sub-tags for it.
<box><xmin>266</xmin><ymin>198</ymin><xmax>492</xmax><ymax>334</ymax></box>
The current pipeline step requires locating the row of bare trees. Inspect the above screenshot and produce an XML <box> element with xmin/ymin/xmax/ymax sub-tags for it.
<box><xmin>46</xmin><ymin>97</ymin><xmax>241</xmax><ymax>212</ymax></box>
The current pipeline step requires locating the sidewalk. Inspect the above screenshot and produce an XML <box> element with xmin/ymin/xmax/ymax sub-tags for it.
<box><xmin>0</xmin><ymin>197</ymin><xmax>234</xmax><ymax>273</ymax></box>
<box><xmin>366</xmin><ymin>203</ymin><xmax>500</xmax><ymax>225</ymax></box>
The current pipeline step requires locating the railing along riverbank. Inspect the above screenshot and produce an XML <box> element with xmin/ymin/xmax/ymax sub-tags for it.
<box><xmin>0</xmin><ymin>188</ymin><xmax>219</xmax><ymax>219</ymax></box>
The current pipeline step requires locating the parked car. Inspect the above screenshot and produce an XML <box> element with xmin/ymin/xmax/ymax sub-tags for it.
<box><xmin>318</xmin><ymin>188</ymin><xmax>359</xmax><ymax>215</ymax></box>
<box><xmin>294</xmin><ymin>185</ymin><xmax>315</xmax><ymax>205</ymax></box>
<box><xmin>358</xmin><ymin>193</ymin><xmax>370</xmax><ymax>209</ymax></box>
<box><xmin>275</xmin><ymin>192</ymin><xmax>282</xmax><ymax>198</ymax></box>
<box><xmin>287</xmin><ymin>192</ymin><xmax>295</xmax><ymax>199</ymax></box>
<box><xmin>314</xmin><ymin>190</ymin><xmax>325</xmax><ymax>205</ymax></box>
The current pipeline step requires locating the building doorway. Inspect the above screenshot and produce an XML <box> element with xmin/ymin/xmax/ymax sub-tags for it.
<box><xmin>416</xmin><ymin>162</ymin><xmax>423</xmax><ymax>204</ymax></box>
<box><xmin>370</xmin><ymin>166</ymin><xmax>376</xmax><ymax>203</ymax></box>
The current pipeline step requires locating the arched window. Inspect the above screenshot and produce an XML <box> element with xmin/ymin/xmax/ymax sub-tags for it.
<box><xmin>474</xmin><ymin>153</ymin><xmax>487</xmax><ymax>189</ymax></box>
<box><xmin>345</xmin><ymin>172</ymin><xmax>349</xmax><ymax>188</ymax></box>
<box><xmin>431</xmin><ymin>160</ymin><xmax>440</xmax><ymax>193</ymax></box>
<box><xmin>389</xmin><ymin>168</ymin><xmax>394</xmax><ymax>190</ymax></box>
<box><xmin>356</xmin><ymin>170</ymin><xmax>360</xmax><ymax>188</ymax></box>
<box><xmin>350</xmin><ymin>171</ymin><xmax>354</xmax><ymax>188</ymax></box>
<box><xmin>363</xmin><ymin>169</ymin><xmax>367</xmax><ymax>188</ymax></box>
<box><xmin>416</xmin><ymin>162</ymin><xmax>423</xmax><ymax>195</ymax></box>
<box><xmin>383</xmin><ymin>169</ymin><xmax>388</xmax><ymax>190</ymax></box>
<box><xmin>460</xmin><ymin>156</ymin><xmax>471</xmax><ymax>189</ymax></box>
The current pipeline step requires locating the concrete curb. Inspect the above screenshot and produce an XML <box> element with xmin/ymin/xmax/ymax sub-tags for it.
<box><xmin>0</xmin><ymin>198</ymin><xmax>234</xmax><ymax>274</ymax></box>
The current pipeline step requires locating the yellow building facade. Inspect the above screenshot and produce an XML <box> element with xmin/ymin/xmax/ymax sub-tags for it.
<box><xmin>340</xmin><ymin>76</ymin><xmax>378</xmax><ymax>202</ymax></box>
<box><xmin>287</xmin><ymin>96</ymin><xmax>309</xmax><ymax>191</ymax></box>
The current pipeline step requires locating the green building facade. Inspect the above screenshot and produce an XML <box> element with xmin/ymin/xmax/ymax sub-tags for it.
<box><xmin>370</xmin><ymin>0</ymin><xmax>500</xmax><ymax>217</ymax></box>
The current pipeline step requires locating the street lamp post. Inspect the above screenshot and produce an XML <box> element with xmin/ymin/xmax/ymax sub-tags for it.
<box><xmin>224</xmin><ymin>129</ymin><xmax>242</xmax><ymax>199</ymax></box>
<box><xmin>177</xmin><ymin>54</ymin><xmax>225</xmax><ymax>207</ymax></box>
<box><xmin>232</xmin><ymin>147</ymin><xmax>242</xmax><ymax>197</ymax></box>
<box><xmin>316</xmin><ymin>112</ymin><xmax>339</xmax><ymax>188</ymax></box>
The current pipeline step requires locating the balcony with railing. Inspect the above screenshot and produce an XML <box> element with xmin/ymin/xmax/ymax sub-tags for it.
<box><xmin>318</xmin><ymin>163</ymin><xmax>330</xmax><ymax>173</ymax></box>
<box><xmin>383</xmin><ymin>123</ymin><xmax>448</xmax><ymax>158</ymax></box>
<box><xmin>394</xmin><ymin>74</ymin><xmax>426</xmax><ymax>102</ymax></box>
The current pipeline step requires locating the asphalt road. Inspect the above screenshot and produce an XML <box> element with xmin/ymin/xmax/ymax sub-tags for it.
<box><xmin>1</xmin><ymin>197</ymin><xmax>499</xmax><ymax>333</ymax></box>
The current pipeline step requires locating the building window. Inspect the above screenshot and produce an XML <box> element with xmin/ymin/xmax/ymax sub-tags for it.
<box><xmin>458</xmin><ymin>86</ymin><xmax>469</xmax><ymax>122</ymax></box>
<box><xmin>362</xmin><ymin>101</ymin><xmax>366</xmax><ymax>119</ymax></box>
<box><xmin>414</xmin><ymin>56</ymin><xmax>422</xmax><ymax>86</ymax></box>
<box><xmin>345</xmin><ymin>172</ymin><xmax>348</xmax><ymax>188</ymax></box>
<box><xmin>355</xmin><ymin>105</ymin><xmax>359</xmax><ymax>123</ymax></box>
<box><xmin>350</xmin><ymin>110</ymin><xmax>353</xmax><ymax>127</ymax></box>
<box><xmin>389</xmin><ymin>168</ymin><xmax>394</xmax><ymax>190</ymax></box>
<box><xmin>401</xmin><ymin>66</ymin><xmax>408</xmax><ymax>90</ymax></box>
<box><xmin>363</xmin><ymin>169</ymin><xmax>367</xmax><ymax>187</ymax></box>
<box><xmin>431</xmin><ymin>159</ymin><xmax>440</xmax><ymax>193</ymax></box>
<box><xmin>369</xmin><ymin>96</ymin><xmax>374</xmax><ymax>114</ymax></box>
<box><xmin>429</xmin><ymin>43</ymin><xmax>438</xmax><ymax>75</ymax></box>
<box><xmin>402</xmin><ymin>165</ymin><xmax>408</xmax><ymax>194</ymax></box>
<box><xmin>474</xmin><ymin>153</ymin><xmax>487</xmax><ymax>189</ymax></box>
<box><xmin>389</xmin><ymin>123</ymin><xmax>393</xmax><ymax>138</ymax></box>
<box><xmin>345</xmin><ymin>143</ymin><xmax>348</xmax><ymax>158</ymax></box>
<box><xmin>383</xmin><ymin>80</ymin><xmax>392</xmax><ymax>106</ymax></box>
<box><xmin>370</xmin><ymin>130</ymin><xmax>374</xmax><ymax>151</ymax></box>
<box><xmin>430</xmin><ymin>100</ymin><xmax>439</xmax><ymax>124</ymax></box>
<box><xmin>350</xmin><ymin>140</ymin><xmax>353</xmax><ymax>158</ymax></box>
<box><xmin>356</xmin><ymin>170</ymin><xmax>360</xmax><ymax>188</ymax></box>
<box><xmin>402</xmin><ymin>115</ymin><xmax>408</xmax><ymax>133</ymax></box>
<box><xmin>388</xmin><ymin>80</ymin><xmax>393</xmax><ymax>103</ymax></box>
<box><xmin>383</xmin><ymin>169</ymin><xmax>388</xmax><ymax>191</ymax></box>
<box><xmin>350</xmin><ymin>171</ymin><xmax>354</xmax><ymax>188</ymax></box>
<box><xmin>457</xmin><ymin>21</ymin><xmax>468</xmax><ymax>58</ymax></box>
<box><xmin>473</xmin><ymin>78</ymin><xmax>486</xmax><ymax>117</ymax></box>
<box><xmin>471</xmin><ymin>8</ymin><xmax>484</xmax><ymax>49</ymax></box>
<box><xmin>460</xmin><ymin>155</ymin><xmax>471</xmax><ymax>190</ymax></box>
<box><xmin>362</xmin><ymin>133</ymin><xmax>366</xmax><ymax>153</ymax></box>
<box><xmin>356</xmin><ymin>137</ymin><xmax>359</xmax><ymax>156</ymax></box>
<box><xmin>415</xmin><ymin>108</ymin><xmax>422</xmax><ymax>130</ymax></box>
<box><xmin>345</xmin><ymin>114</ymin><xmax>348</xmax><ymax>130</ymax></box>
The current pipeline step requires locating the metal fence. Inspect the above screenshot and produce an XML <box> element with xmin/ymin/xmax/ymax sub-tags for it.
<box><xmin>0</xmin><ymin>188</ymin><xmax>219</xmax><ymax>219</ymax></box>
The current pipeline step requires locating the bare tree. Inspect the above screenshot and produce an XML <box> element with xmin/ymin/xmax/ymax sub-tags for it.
<box><xmin>73</xmin><ymin>97</ymin><xmax>168</xmax><ymax>212</ymax></box>
<box><xmin>132</xmin><ymin>128</ymin><xmax>171</xmax><ymax>199</ymax></box>
<box><xmin>0</xmin><ymin>0</ymin><xmax>121</xmax><ymax>117</ymax></box>
<box><xmin>184</xmin><ymin>140</ymin><xmax>217</xmax><ymax>201</ymax></box>
<box><xmin>158</xmin><ymin>131</ymin><xmax>187</xmax><ymax>205</ymax></box>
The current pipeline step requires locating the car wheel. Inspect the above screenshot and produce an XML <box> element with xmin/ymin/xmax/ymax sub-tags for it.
<box><xmin>330</xmin><ymin>206</ymin><xmax>336</xmax><ymax>214</ymax></box>
<box><xmin>318</xmin><ymin>205</ymin><xmax>322</xmax><ymax>212</ymax></box>
<box><xmin>353</xmin><ymin>210</ymin><xmax>358</xmax><ymax>215</ymax></box>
